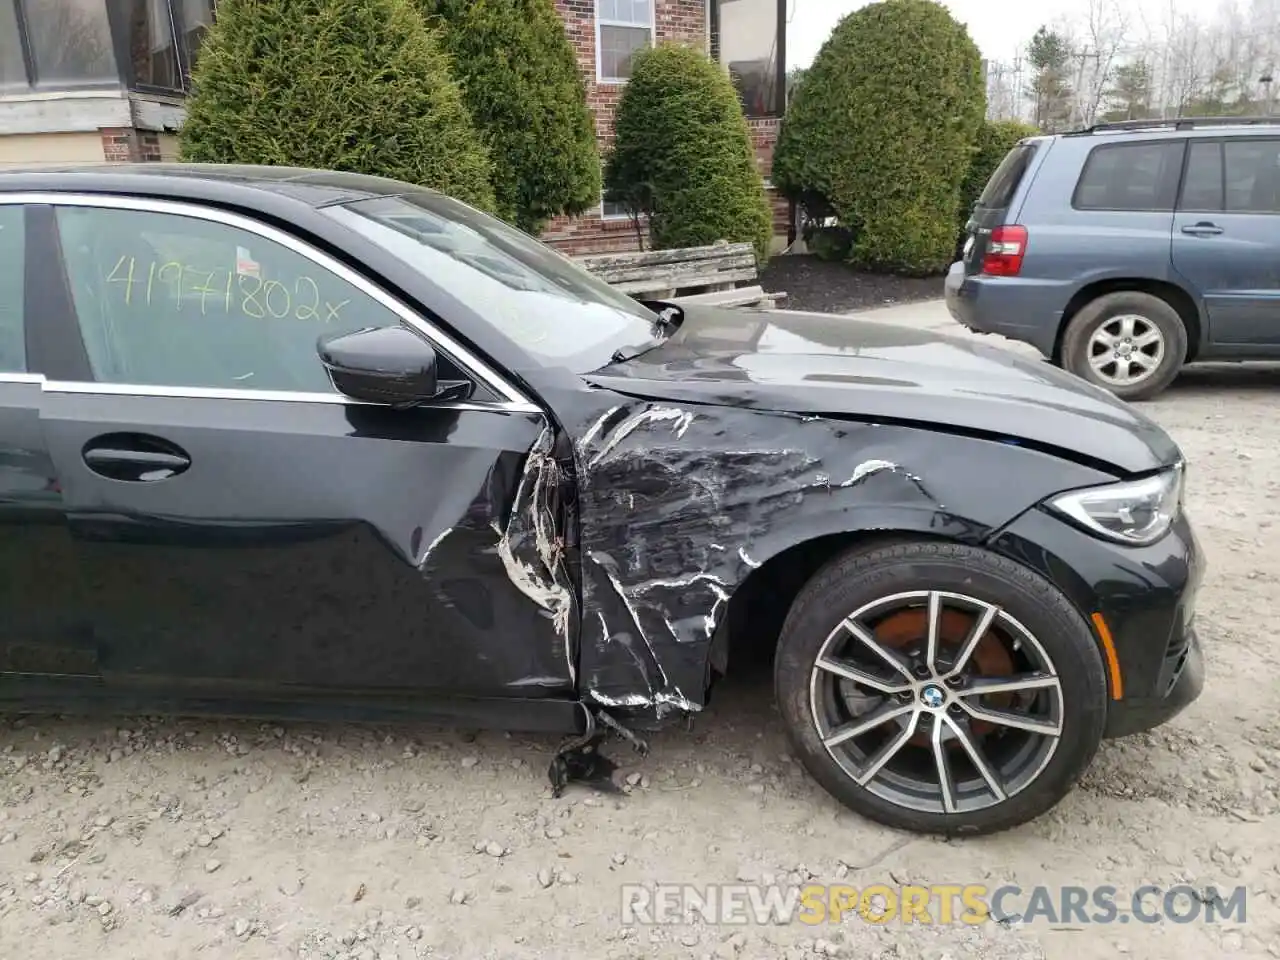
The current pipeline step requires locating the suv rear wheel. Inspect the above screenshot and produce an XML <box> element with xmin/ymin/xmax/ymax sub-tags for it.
<box><xmin>1061</xmin><ymin>291</ymin><xmax>1188</xmax><ymax>401</ymax></box>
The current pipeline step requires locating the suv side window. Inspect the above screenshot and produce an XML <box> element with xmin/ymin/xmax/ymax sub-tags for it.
<box><xmin>1224</xmin><ymin>139</ymin><xmax>1280</xmax><ymax>213</ymax></box>
<box><xmin>1180</xmin><ymin>141</ymin><xmax>1224</xmax><ymax>211</ymax></box>
<box><xmin>0</xmin><ymin>205</ymin><xmax>25</xmax><ymax>373</ymax></box>
<box><xmin>54</xmin><ymin>204</ymin><xmax>405</xmax><ymax>394</ymax></box>
<box><xmin>1073</xmin><ymin>140</ymin><xmax>1185</xmax><ymax>212</ymax></box>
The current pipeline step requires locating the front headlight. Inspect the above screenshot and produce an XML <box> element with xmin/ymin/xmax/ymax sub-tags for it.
<box><xmin>1047</xmin><ymin>465</ymin><xmax>1184</xmax><ymax>546</ymax></box>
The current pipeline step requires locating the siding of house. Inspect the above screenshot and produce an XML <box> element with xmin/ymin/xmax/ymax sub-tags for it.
<box><xmin>0</xmin><ymin>132</ymin><xmax>106</xmax><ymax>168</ymax></box>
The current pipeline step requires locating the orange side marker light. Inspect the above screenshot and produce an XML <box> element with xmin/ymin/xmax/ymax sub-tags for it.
<box><xmin>1090</xmin><ymin>612</ymin><xmax>1124</xmax><ymax>701</ymax></box>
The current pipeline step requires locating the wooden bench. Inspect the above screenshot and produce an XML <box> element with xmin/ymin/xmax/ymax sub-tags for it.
<box><xmin>576</xmin><ymin>241</ymin><xmax>786</xmax><ymax>310</ymax></box>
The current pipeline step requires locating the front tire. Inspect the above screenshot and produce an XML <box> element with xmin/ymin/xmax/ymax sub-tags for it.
<box><xmin>774</xmin><ymin>540</ymin><xmax>1107</xmax><ymax>836</ymax></box>
<box><xmin>1060</xmin><ymin>290</ymin><xmax>1187</xmax><ymax>401</ymax></box>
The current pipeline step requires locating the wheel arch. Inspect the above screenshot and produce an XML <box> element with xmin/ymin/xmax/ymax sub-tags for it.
<box><xmin>706</xmin><ymin>527</ymin><xmax>958</xmax><ymax>689</ymax></box>
<box><xmin>1053</xmin><ymin>278</ymin><xmax>1204</xmax><ymax>364</ymax></box>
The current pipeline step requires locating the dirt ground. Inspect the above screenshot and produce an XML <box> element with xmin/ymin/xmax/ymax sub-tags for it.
<box><xmin>3</xmin><ymin>333</ymin><xmax>1280</xmax><ymax>960</ymax></box>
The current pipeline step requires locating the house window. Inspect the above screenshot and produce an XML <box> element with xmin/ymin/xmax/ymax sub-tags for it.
<box><xmin>713</xmin><ymin>0</ymin><xmax>785</xmax><ymax>117</ymax></box>
<box><xmin>123</xmin><ymin>0</ymin><xmax>184</xmax><ymax>91</ymax></box>
<box><xmin>596</xmin><ymin>0</ymin><xmax>653</xmax><ymax>83</ymax></box>
<box><xmin>0</xmin><ymin>2</ymin><xmax>28</xmax><ymax>93</ymax></box>
<box><xmin>120</xmin><ymin>0</ymin><xmax>217</xmax><ymax>92</ymax></box>
<box><xmin>17</xmin><ymin>0</ymin><xmax>119</xmax><ymax>90</ymax></box>
<box><xmin>601</xmin><ymin>196</ymin><xmax>631</xmax><ymax>220</ymax></box>
<box><xmin>0</xmin><ymin>0</ymin><xmax>216</xmax><ymax>94</ymax></box>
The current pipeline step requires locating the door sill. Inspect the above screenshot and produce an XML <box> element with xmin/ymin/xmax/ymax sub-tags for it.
<box><xmin>0</xmin><ymin>677</ymin><xmax>588</xmax><ymax>735</ymax></box>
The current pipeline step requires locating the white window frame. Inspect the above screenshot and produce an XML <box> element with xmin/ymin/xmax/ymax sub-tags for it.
<box><xmin>595</xmin><ymin>0</ymin><xmax>656</xmax><ymax>84</ymax></box>
<box><xmin>600</xmin><ymin>195</ymin><xmax>632</xmax><ymax>220</ymax></box>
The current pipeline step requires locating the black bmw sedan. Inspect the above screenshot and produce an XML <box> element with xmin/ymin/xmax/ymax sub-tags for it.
<box><xmin>0</xmin><ymin>165</ymin><xmax>1202</xmax><ymax>835</ymax></box>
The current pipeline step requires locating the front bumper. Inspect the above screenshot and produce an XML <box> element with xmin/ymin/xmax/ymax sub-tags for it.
<box><xmin>988</xmin><ymin>506</ymin><xmax>1205</xmax><ymax>737</ymax></box>
<box><xmin>1104</xmin><ymin>626</ymin><xmax>1203</xmax><ymax>738</ymax></box>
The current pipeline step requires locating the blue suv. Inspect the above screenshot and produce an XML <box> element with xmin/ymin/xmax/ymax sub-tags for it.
<box><xmin>946</xmin><ymin>117</ymin><xmax>1280</xmax><ymax>400</ymax></box>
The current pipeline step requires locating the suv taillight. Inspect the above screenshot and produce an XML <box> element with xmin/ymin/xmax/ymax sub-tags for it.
<box><xmin>981</xmin><ymin>225</ymin><xmax>1028</xmax><ymax>277</ymax></box>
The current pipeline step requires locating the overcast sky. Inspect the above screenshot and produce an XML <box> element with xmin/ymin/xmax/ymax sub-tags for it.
<box><xmin>787</xmin><ymin>0</ymin><xmax>1141</xmax><ymax>66</ymax></box>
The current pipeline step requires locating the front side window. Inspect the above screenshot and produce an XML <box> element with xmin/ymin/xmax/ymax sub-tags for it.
<box><xmin>1224</xmin><ymin>139</ymin><xmax>1280</xmax><ymax>214</ymax></box>
<box><xmin>54</xmin><ymin>205</ymin><xmax>405</xmax><ymax>393</ymax></box>
<box><xmin>1073</xmin><ymin>140</ymin><xmax>1185</xmax><ymax>212</ymax></box>
<box><xmin>597</xmin><ymin>0</ymin><xmax>653</xmax><ymax>82</ymax></box>
<box><xmin>25</xmin><ymin>0</ymin><xmax>119</xmax><ymax>88</ymax></box>
<box><xmin>324</xmin><ymin>191</ymin><xmax>662</xmax><ymax>374</ymax></box>
<box><xmin>0</xmin><ymin>206</ymin><xmax>25</xmax><ymax>373</ymax></box>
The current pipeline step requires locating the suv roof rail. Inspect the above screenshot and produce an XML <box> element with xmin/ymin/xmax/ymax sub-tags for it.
<box><xmin>1065</xmin><ymin>115</ymin><xmax>1280</xmax><ymax>135</ymax></box>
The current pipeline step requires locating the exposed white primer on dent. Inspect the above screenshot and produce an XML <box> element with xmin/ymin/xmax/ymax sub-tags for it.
<box><xmin>842</xmin><ymin>459</ymin><xmax>896</xmax><ymax>487</ymax></box>
<box><xmin>587</xmin><ymin>407</ymin><xmax>695</xmax><ymax>467</ymax></box>
<box><xmin>588</xmin><ymin>689</ymin><xmax>703</xmax><ymax>714</ymax></box>
<box><xmin>703</xmin><ymin>581</ymin><xmax>731</xmax><ymax>637</ymax></box>
<box><xmin>841</xmin><ymin>458</ymin><xmax>927</xmax><ymax>488</ymax></box>
<box><xmin>416</xmin><ymin>526</ymin><xmax>453</xmax><ymax>568</ymax></box>
<box><xmin>494</xmin><ymin>426</ymin><xmax>575</xmax><ymax>682</ymax></box>
<box><xmin>578</xmin><ymin>404</ymin><xmax>623</xmax><ymax>451</ymax></box>
<box><xmin>738</xmin><ymin>547</ymin><xmax>762</xmax><ymax>569</ymax></box>
<box><xmin>629</xmin><ymin>571</ymin><xmax>729</xmax><ymax>595</ymax></box>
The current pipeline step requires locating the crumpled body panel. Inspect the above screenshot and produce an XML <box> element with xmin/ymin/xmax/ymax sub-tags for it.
<box><xmin>572</xmin><ymin>400</ymin><xmax>947</xmax><ymax>718</ymax></box>
<box><xmin>562</xmin><ymin>394</ymin><xmax>1116</xmax><ymax>723</ymax></box>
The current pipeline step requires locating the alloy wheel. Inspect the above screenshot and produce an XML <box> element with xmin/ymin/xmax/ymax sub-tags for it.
<box><xmin>807</xmin><ymin>590</ymin><xmax>1064</xmax><ymax>815</ymax></box>
<box><xmin>1086</xmin><ymin>314</ymin><xmax>1166</xmax><ymax>387</ymax></box>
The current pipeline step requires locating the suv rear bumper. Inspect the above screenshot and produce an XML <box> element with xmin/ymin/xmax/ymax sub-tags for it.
<box><xmin>944</xmin><ymin>262</ymin><xmax>1062</xmax><ymax>358</ymax></box>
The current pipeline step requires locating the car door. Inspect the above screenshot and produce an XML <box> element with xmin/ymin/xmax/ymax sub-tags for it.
<box><xmin>0</xmin><ymin>202</ymin><xmax>95</xmax><ymax>687</ymax></box>
<box><xmin>1172</xmin><ymin>137</ymin><xmax>1280</xmax><ymax>347</ymax></box>
<box><xmin>36</xmin><ymin>194</ymin><xmax>576</xmax><ymax>701</ymax></box>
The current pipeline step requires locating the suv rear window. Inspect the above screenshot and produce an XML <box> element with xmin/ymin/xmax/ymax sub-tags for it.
<box><xmin>977</xmin><ymin>142</ymin><xmax>1039</xmax><ymax>210</ymax></box>
<box><xmin>1073</xmin><ymin>140</ymin><xmax>1185</xmax><ymax>211</ymax></box>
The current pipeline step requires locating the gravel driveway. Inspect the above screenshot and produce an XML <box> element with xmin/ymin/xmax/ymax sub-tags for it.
<box><xmin>2</xmin><ymin>318</ymin><xmax>1278</xmax><ymax>960</ymax></box>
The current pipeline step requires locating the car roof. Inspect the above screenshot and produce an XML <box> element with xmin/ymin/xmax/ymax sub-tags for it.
<box><xmin>1055</xmin><ymin>118</ymin><xmax>1280</xmax><ymax>142</ymax></box>
<box><xmin>0</xmin><ymin>162</ymin><xmax>423</xmax><ymax>208</ymax></box>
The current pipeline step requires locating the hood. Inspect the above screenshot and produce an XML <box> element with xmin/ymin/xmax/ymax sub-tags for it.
<box><xmin>583</xmin><ymin>305</ymin><xmax>1181</xmax><ymax>475</ymax></box>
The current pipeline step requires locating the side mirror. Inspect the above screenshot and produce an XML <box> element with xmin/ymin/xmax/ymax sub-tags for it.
<box><xmin>318</xmin><ymin>326</ymin><xmax>464</xmax><ymax>406</ymax></box>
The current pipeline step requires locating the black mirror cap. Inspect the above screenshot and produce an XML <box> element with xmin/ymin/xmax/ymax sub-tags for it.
<box><xmin>317</xmin><ymin>326</ymin><xmax>439</xmax><ymax>405</ymax></box>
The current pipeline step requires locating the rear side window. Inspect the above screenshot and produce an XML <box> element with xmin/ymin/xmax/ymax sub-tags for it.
<box><xmin>0</xmin><ymin>205</ymin><xmax>24</xmax><ymax>373</ymax></box>
<box><xmin>977</xmin><ymin>143</ymin><xmax>1039</xmax><ymax>210</ymax></box>
<box><xmin>1224</xmin><ymin>139</ymin><xmax>1280</xmax><ymax>213</ymax></box>
<box><xmin>1073</xmin><ymin>140</ymin><xmax>1185</xmax><ymax>211</ymax></box>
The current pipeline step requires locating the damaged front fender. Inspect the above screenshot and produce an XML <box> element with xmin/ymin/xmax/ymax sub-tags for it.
<box><xmin>567</xmin><ymin>396</ymin><xmax>1116</xmax><ymax>726</ymax></box>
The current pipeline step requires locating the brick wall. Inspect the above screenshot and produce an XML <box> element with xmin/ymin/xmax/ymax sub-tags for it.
<box><xmin>544</xmin><ymin>0</ymin><xmax>785</xmax><ymax>257</ymax></box>
<box><xmin>100</xmin><ymin>127</ymin><xmax>163</xmax><ymax>162</ymax></box>
<box><xmin>749</xmin><ymin>116</ymin><xmax>792</xmax><ymax>239</ymax></box>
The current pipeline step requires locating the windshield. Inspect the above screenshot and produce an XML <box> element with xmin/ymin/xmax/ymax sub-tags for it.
<box><xmin>324</xmin><ymin>192</ymin><xmax>663</xmax><ymax>372</ymax></box>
